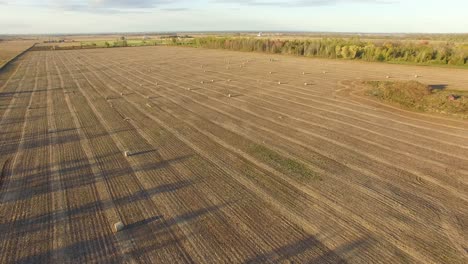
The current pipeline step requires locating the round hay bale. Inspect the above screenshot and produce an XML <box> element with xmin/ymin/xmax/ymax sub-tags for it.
<box><xmin>113</xmin><ymin>221</ymin><xmax>124</xmax><ymax>233</ymax></box>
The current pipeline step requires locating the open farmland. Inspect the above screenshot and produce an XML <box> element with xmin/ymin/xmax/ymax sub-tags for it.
<box><xmin>0</xmin><ymin>40</ymin><xmax>36</xmax><ymax>68</ymax></box>
<box><xmin>0</xmin><ymin>46</ymin><xmax>467</xmax><ymax>263</ymax></box>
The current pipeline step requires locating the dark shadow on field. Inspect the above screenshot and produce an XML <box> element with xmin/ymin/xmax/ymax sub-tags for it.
<box><xmin>12</xmin><ymin>233</ymin><xmax>123</xmax><ymax>264</ymax></box>
<box><xmin>0</xmin><ymin>105</ymin><xmax>15</xmax><ymax>110</ymax></box>
<box><xmin>0</xmin><ymin>127</ymin><xmax>136</xmax><ymax>157</ymax></box>
<box><xmin>0</xmin><ymin>178</ymin><xmax>196</xmax><ymax>244</ymax></box>
<box><xmin>429</xmin><ymin>84</ymin><xmax>447</xmax><ymax>91</ymax></box>
<box><xmin>0</xmin><ymin>114</ymin><xmax>47</xmax><ymax>125</ymax></box>
<box><xmin>165</xmin><ymin>203</ymin><xmax>228</xmax><ymax>227</ymax></box>
<box><xmin>0</xmin><ymin>153</ymin><xmax>194</xmax><ymax>204</ymax></box>
<box><xmin>246</xmin><ymin>236</ymin><xmax>370</xmax><ymax>263</ymax></box>
<box><xmin>125</xmin><ymin>204</ymin><xmax>228</xmax><ymax>261</ymax></box>
<box><xmin>0</xmin><ymin>88</ymin><xmax>61</xmax><ymax>97</ymax></box>
<box><xmin>130</xmin><ymin>149</ymin><xmax>159</xmax><ymax>156</ymax></box>
<box><xmin>125</xmin><ymin>215</ymin><xmax>162</xmax><ymax>230</ymax></box>
<box><xmin>9</xmin><ymin>192</ymin><xmax>224</xmax><ymax>264</ymax></box>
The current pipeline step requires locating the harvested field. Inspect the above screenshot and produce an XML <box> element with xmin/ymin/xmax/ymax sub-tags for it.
<box><xmin>0</xmin><ymin>40</ymin><xmax>36</xmax><ymax>68</ymax></box>
<box><xmin>0</xmin><ymin>46</ymin><xmax>467</xmax><ymax>263</ymax></box>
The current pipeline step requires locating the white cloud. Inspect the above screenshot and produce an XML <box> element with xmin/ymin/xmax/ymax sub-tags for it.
<box><xmin>213</xmin><ymin>0</ymin><xmax>396</xmax><ymax>7</ymax></box>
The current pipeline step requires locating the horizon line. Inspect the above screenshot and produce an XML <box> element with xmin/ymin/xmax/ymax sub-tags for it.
<box><xmin>2</xmin><ymin>30</ymin><xmax>468</xmax><ymax>37</ymax></box>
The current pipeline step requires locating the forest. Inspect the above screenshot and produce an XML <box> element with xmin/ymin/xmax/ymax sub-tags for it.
<box><xmin>181</xmin><ymin>37</ymin><xmax>468</xmax><ymax>66</ymax></box>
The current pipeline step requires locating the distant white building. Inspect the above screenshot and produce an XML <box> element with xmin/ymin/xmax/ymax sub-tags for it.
<box><xmin>257</xmin><ymin>32</ymin><xmax>263</xmax><ymax>37</ymax></box>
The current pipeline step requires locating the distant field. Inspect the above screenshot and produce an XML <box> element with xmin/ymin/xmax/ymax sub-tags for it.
<box><xmin>0</xmin><ymin>46</ymin><xmax>467</xmax><ymax>263</ymax></box>
<box><xmin>33</xmin><ymin>33</ymin><xmax>468</xmax><ymax>68</ymax></box>
<box><xmin>0</xmin><ymin>40</ymin><xmax>36</xmax><ymax>68</ymax></box>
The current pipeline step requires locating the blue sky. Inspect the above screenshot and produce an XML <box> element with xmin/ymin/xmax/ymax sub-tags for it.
<box><xmin>0</xmin><ymin>0</ymin><xmax>466</xmax><ymax>34</ymax></box>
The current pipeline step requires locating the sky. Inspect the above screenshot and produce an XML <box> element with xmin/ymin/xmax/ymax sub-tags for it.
<box><xmin>0</xmin><ymin>0</ymin><xmax>467</xmax><ymax>34</ymax></box>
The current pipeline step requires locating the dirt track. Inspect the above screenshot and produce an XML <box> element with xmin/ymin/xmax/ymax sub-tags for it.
<box><xmin>0</xmin><ymin>46</ymin><xmax>467</xmax><ymax>263</ymax></box>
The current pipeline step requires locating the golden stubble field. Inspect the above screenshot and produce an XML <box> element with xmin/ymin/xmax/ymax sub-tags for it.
<box><xmin>0</xmin><ymin>45</ymin><xmax>467</xmax><ymax>263</ymax></box>
<box><xmin>0</xmin><ymin>40</ymin><xmax>36</xmax><ymax>68</ymax></box>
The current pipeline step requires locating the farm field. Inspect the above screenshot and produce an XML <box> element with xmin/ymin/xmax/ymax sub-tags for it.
<box><xmin>0</xmin><ymin>40</ymin><xmax>36</xmax><ymax>68</ymax></box>
<box><xmin>0</xmin><ymin>46</ymin><xmax>467</xmax><ymax>263</ymax></box>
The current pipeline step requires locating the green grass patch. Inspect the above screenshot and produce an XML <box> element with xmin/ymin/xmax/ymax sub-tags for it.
<box><xmin>248</xmin><ymin>144</ymin><xmax>321</xmax><ymax>181</ymax></box>
<box><xmin>365</xmin><ymin>80</ymin><xmax>468</xmax><ymax>118</ymax></box>
<box><xmin>42</xmin><ymin>39</ymin><xmax>176</xmax><ymax>50</ymax></box>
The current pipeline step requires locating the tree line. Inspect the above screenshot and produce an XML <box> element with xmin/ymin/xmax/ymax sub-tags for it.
<box><xmin>179</xmin><ymin>37</ymin><xmax>467</xmax><ymax>66</ymax></box>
